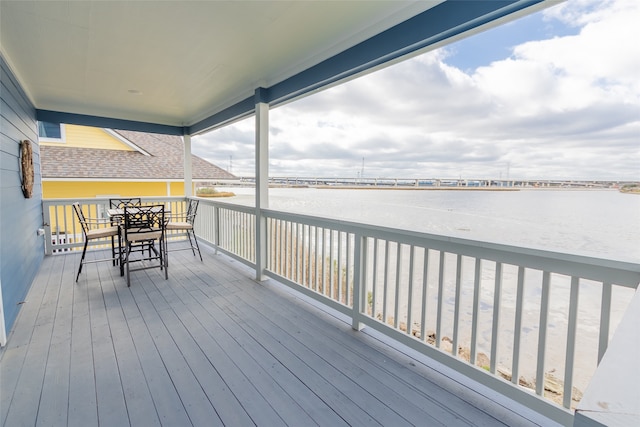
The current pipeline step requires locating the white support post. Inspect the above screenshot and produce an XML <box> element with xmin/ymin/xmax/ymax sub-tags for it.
<box><xmin>351</xmin><ymin>234</ymin><xmax>365</xmax><ymax>331</ymax></box>
<box><xmin>183</xmin><ymin>134</ymin><xmax>193</xmax><ymax>197</ymax></box>
<box><xmin>0</xmin><ymin>278</ymin><xmax>6</xmax><ymax>346</ymax></box>
<box><xmin>255</xmin><ymin>89</ymin><xmax>269</xmax><ymax>281</ymax></box>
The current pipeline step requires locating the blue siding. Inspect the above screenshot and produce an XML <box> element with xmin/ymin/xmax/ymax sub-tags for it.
<box><xmin>189</xmin><ymin>95</ymin><xmax>256</xmax><ymax>134</ymax></box>
<box><xmin>36</xmin><ymin>109</ymin><xmax>185</xmax><ymax>136</ymax></box>
<box><xmin>0</xmin><ymin>53</ymin><xmax>43</xmax><ymax>337</ymax></box>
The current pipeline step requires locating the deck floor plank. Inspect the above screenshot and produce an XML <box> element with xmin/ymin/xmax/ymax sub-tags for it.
<box><xmin>173</xmin><ymin>256</ymin><xmax>367</xmax><ymax>426</ymax></box>
<box><xmin>87</xmin><ymin>258</ymin><xmax>130</xmax><ymax>427</ymax></box>
<box><xmin>224</xmin><ymin>293</ymin><xmax>445</xmax><ymax>425</ymax></box>
<box><xmin>130</xmin><ymin>274</ymin><xmax>225</xmax><ymax>426</ymax></box>
<box><xmin>67</xmin><ymin>313</ymin><xmax>98</xmax><ymax>427</ymax></box>
<box><xmin>127</xmin><ymin>267</ymin><xmax>216</xmax><ymax>426</ymax></box>
<box><xmin>151</xmin><ymin>263</ymin><xmax>287</xmax><ymax>426</ymax></box>
<box><xmin>0</xmin><ymin>255</ymin><xmax>56</xmax><ymax>426</ymax></box>
<box><xmin>227</xmin><ymin>272</ymin><xmax>493</xmax><ymax>426</ymax></box>
<box><xmin>152</xmin><ymin>266</ymin><xmax>289</xmax><ymax>426</ymax></box>
<box><xmin>67</xmin><ymin>256</ymin><xmax>98</xmax><ymax>427</ymax></box>
<box><xmin>36</xmin><ymin>254</ymin><xmax>75</xmax><ymax>427</ymax></box>
<box><xmin>1</xmin><ymin>245</ymin><xmax>532</xmax><ymax>427</ymax></box>
<box><xmin>113</xmin><ymin>257</ymin><xmax>197</xmax><ymax>427</ymax></box>
<box><xmin>205</xmin><ymin>274</ymin><xmax>446</xmax><ymax>426</ymax></box>
<box><xmin>98</xmin><ymin>258</ymin><xmax>162</xmax><ymax>427</ymax></box>
<box><xmin>166</xmin><ymin>264</ymin><xmax>344</xmax><ymax>427</ymax></box>
<box><xmin>205</xmin><ymin>255</ymin><xmax>516</xmax><ymax>426</ymax></box>
<box><xmin>181</xmin><ymin>255</ymin><xmax>436</xmax><ymax>426</ymax></box>
<box><xmin>2</xmin><ymin>252</ymin><xmax>66</xmax><ymax>427</ymax></box>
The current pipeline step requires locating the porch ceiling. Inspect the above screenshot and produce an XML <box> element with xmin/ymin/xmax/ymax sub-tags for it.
<box><xmin>0</xmin><ymin>0</ymin><xmax>552</xmax><ymax>134</ymax></box>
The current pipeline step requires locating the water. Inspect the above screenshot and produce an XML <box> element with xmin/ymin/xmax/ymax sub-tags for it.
<box><xmin>216</xmin><ymin>187</ymin><xmax>639</xmax><ymax>392</ymax></box>
<box><xmin>222</xmin><ymin>187</ymin><xmax>640</xmax><ymax>262</ymax></box>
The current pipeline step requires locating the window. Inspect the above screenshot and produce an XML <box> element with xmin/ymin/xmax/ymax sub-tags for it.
<box><xmin>38</xmin><ymin>121</ymin><xmax>66</xmax><ymax>142</ymax></box>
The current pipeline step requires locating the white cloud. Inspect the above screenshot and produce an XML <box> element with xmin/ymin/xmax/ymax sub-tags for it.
<box><xmin>516</xmin><ymin>0</ymin><xmax>640</xmax><ymax>97</ymax></box>
<box><xmin>193</xmin><ymin>0</ymin><xmax>640</xmax><ymax>181</ymax></box>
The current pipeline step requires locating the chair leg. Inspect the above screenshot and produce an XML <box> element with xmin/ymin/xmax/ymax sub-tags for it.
<box><xmin>190</xmin><ymin>230</ymin><xmax>203</xmax><ymax>262</ymax></box>
<box><xmin>119</xmin><ymin>233</ymin><xmax>125</xmax><ymax>277</ymax></box>
<box><xmin>125</xmin><ymin>244</ymin><xmax>132</xmax><ymax>287</ymax></box>
<box><xmin>164</xmin><ymin>236</ymin><xmax>169</xmax><ymax>267</ymax></box>
<box><xmin>162</xmin><ymin>236</ymin><xmax>168</xmax><ymax>279</ymax></box>
<box><xmin>111</xmin><ymin>233</ymin><xmax>122</xmax><ymax>267</ymax></box>
<box><xmin>111</xmin><ymin>235</ymin><xmax>116</xmax><ymax>266</ymax></box>
<box><xmin>185</xmin><ymin>230</ymin><xmax>196</xmax><ymax>257</ymax></box>
<box><xmin>120</xmin><ymin>246</ymin><xmax>125</xmax><ymax>276</ymax></box>
<box><xmin>157</xmin><ymin>238</ymin><xmax>163</xmax><ymax>270</ymax></box>
<box><xmin>76</xmin><ymin>239</ymin><xmax>89</xmax><ymax>282</ymax></box>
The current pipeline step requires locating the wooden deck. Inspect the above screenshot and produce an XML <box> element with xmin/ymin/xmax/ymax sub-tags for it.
<box><xmin>1</xmin><ymin>245</ymin><xmax>542</xmax><ymax>426</ymax></box>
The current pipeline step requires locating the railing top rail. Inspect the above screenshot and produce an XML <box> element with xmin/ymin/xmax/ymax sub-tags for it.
<box><xmin>195</xmin><ymin>197</ymin><xmax>257</xmax><ymax>215</ymax></box>
<box><xmin>260</xmin><ymin>208</ymin><xmax>640</xmax><ymax>288</ymax></box>
<box><xmin>44</xmin><ymin>197</ymin><xmax>640</xmax><ymax>287</ymax></box>
<box><xmin>43</xmin><ymin>196</ymin><xmax>188</xmax><ymax>204</ymax></box>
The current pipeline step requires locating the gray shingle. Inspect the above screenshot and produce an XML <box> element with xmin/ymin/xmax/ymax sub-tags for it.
<box><xmin>41</xmin><ymin>129</ymin><xmax>235</xmax><ymax>180</ymax></box>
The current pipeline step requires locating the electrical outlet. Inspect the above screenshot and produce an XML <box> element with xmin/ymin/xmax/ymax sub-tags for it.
<box><xmin>37</xmin><ymin>228</ymin><xmax>45</xmax><ymax>236</ymax></box>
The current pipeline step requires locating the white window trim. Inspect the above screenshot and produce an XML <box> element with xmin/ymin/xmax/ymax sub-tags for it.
<box><xmin>103</xmin><ymin>129</ymin><xmax>151</xmax><ymax>156</ymax></box>
<box><xmin>39</xmin><ymin>123</ymin><xmax>66</xmax><ymax>143</ymax></box>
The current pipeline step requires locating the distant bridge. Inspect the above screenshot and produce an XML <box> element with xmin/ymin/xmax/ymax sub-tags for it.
<box><xmin>215</xmin><ymin>177</ymin><xmax>632</xmax><ymax>189</ymax></box>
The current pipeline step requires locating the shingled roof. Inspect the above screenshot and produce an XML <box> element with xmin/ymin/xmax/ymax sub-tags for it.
<box><xmin>41</xmin><ymin>129</ymin><xmax>235</xmax><ymax>180</ymax></box>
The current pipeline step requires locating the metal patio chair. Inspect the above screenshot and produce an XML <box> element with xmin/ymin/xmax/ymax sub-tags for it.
<box><xmin>121</xmin><ymin>205</ymin><xmax>168</xmax><ymax>286</ymax></box>
<box><xmin>73</xmin><ymin>202</ymin><xmax>120</xmax><ymax>282</ymax></box>
<box><xmin>107</xmin><ymin>197</ymin><xmax>142</xmax><ymax>265</ymax></box>
<box><xmin>109</xmin><ymin>197</ymin><xmax>142</xmax><ymax>209</ymax></box>
<box><xmin>166</xmin><ymin>199</ymin><xmax>202</xmax><ymax>261</ymax></box>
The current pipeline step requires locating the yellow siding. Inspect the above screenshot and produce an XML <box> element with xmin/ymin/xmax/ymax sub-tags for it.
<box><xmin>44</xmin><ymin>181</ymin><xmax>194</xmax><ymax>241</ymax></box>
<box><xmin>41</xmin><ymin>124</ymin><xmax>195</xmax><ymax>236</ymax></box>
<box><xmin>170</xmin><ymin>181</ymin><xmax>188</xmax><ymax>196</ymax></box>
<box><xmin>43</xmin><ymin>181</ymin><xmax>187</xmax><ymax>198</ymax></box>
<box><xmin>41</xmin><ymin>124</ymin><xmax>135</xmax><ymax>150</ymax></box>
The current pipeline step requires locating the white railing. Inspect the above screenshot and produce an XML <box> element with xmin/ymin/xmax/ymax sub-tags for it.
<box><xmin>42</xmin><ymin>197</ymin><xmax>190</xmax><ymax>255</ymax></box>
<box><xmin>43</xmin><ymin>197</ymin><xmax>640</xmax><ymax>425</ymax></box>
<box><xmin>193</xmin><ymin>201</ymin><xmax>256</xmax><ymax>265</ymax></box>
<box><xmin>193</xmin><ymin>198</ymin><xmax>640</xmax><ymax>425</ymax></box>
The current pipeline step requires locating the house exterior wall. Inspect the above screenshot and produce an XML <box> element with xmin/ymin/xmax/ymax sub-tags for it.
<box><xmin>0</xmin><ymin>54</ymin><xmax>44</xmax><ymax>343</ymax></box>
<box><xmin>42</xmin><ymin>180</ymin><xmax>187</xmax><ymax>198</ymax></box>
<box><xmin>41</xmin><ymin>124</ymin><xmax>136</xmax><ymax>150</ymax></box>
<box><xmin>43</xmin><ymin>181</ymin><xmax>191</xmax><ymax>241</ymax></box>
<box><xmin>41</xmin><ymin>124</ymin><xmax>192</xmax><ymax>199</ymax></box>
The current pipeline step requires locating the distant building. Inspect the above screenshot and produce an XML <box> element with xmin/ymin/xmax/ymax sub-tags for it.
<box><xmin>40</xmin><ymin>124</ymin><xmax>234</xmax><ymax>198</ymax></box>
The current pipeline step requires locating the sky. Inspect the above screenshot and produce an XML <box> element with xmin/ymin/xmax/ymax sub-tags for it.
<box><xmin>192</xmin><ymin>0</ymin><xmax>640</xmax><ymax>181</ymax></box>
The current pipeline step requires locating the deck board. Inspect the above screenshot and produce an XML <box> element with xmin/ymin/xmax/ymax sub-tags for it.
<box><xmin>223</xmin><ymin>279</ymin><xmax>459</xmax><ymax>426</ymax></box>
<box><xmin>171</xmin><ymin>258</ymin><xmax>382</xmax><ymax>425</ymax></box>
<box><xmin>1</xmin><ymin>245</ymin><xmax>530</xmax><ymax>427</ymax></box>
<box><xmin>0</xmin><ymin>258</ymin><xmax>55</xmax><ymax>426</ymax></box>
<box><xmin>231</xmin><ymin>279</ymin><xmax>487</xmax><ymax>426</ymax></box>
<box><xmin>98</xmin><ymin>262</ymin><xmax>161</xmax><ymax>427</ymax></box>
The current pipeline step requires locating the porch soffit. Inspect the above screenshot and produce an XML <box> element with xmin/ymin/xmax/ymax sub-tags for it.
<box><xmin>0</xmin><ymin>1</ymin><xmax>552</xmax><ymax>134</ymax></box>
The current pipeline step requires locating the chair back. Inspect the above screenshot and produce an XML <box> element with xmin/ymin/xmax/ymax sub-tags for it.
<box><xmin>123</xmin><ymin>205</ymin><xmax>165</xmax><ymax>240</ymax></box>
<box><xmin>110</xmin><ymin>198</ymin><xmax>142</xmax><ymax>209</ymax></box>
<box><xmin>185</xmin><ymin>199</ymin><xmax>199</xmax><ymax>224</ymax></box>
<box><xmin>72</xmin><ymin>202</ymin><xmax>90</xmax><ymax>236</ymax></box>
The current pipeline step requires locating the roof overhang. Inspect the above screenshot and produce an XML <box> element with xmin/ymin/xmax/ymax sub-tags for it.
<box><xmin>0</xmin><ymin>0</ymin><xmax>557</xmax><ymax>135</ymax></box>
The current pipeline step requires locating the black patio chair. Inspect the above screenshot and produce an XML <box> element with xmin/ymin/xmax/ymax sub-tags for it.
<box><xmin>73</xmin><ymin>202</ymin><xmax>120</xmax><ymax>282</ymax></box>
<box><xmin>108</xmin><ymin>198</ymin><xmax>142</xmax><ymax>265</ymax></box>
<box><xmin>121</xmin><ymin>205</ymin><xmax>168</xmax><ymax>287</ymax></box>
<box><xmin>166</xmin><ymin>199</ymin><xmax>202</xmax><ymax>261</ymax></box>
<box><xmin>109</xmin><ymin>197</ymin><xmax>142</xmax><ymax>209</ymax></box>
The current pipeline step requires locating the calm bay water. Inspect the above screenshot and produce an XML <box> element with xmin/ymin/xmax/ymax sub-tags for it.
<box><xmin>219</xmin><ymin>187</ymin><xmax>639</xmax><ymax>391</ymax></box>
<box><xmin>224</xmin><ymin>187</ymin><xmax>640</xmax><ymax>262</ymax></box>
